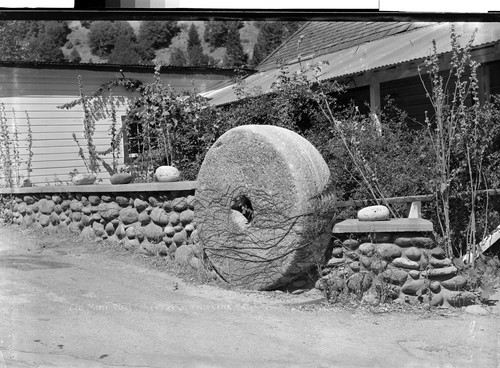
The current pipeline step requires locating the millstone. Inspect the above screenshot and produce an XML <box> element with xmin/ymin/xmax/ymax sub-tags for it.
<box><xmin>196</xmin><ymin>125</ymin><xmax>330</xmax><ymax>290</ymax></box>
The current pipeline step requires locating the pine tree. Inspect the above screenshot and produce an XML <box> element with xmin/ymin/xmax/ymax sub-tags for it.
<box><xmin>169</xmin><ymin>48</ymin><xmax>187</xmax><ymax>66</ymax></box>
<box><xmin>187</xmin><ymin>23</ymin><xmax>201</xmax><ymax>49</ymax></box>
<box><xmin>186</xmin><ymin>24</ymin><xmax>209</xmax><ymax>66</ymax></box>
<box><xmin>188</xmin><ymin>46</ymin><xmax>209</xmax><ymax>66</ymax></box>
<box><xmin>224</xmin><ymin>22</ymin><xmax>247</xmax><ymax>68</ymax></box>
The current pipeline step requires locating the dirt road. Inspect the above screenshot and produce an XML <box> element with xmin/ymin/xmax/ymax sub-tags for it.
<box><xmin>0</xmin><ymin>226</ymin><xmax>498</xmax><ymax>368</ymax></box>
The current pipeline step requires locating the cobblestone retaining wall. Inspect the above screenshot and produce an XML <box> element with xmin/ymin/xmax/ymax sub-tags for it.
<box><xmin>0</xmin><ymin>182</ymin><xmax>205</xmax><ymax>270</ymax></box>
<box><xmin>317</xmin><ymin>230</ymin><xmax>476</xmax><ymax>307</ymax></box>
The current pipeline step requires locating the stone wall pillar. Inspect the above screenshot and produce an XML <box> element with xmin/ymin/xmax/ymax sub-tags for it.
<box><xmin>317</xmin><ymin>218</ymin><xmax>475</xmax><ymax>307</ymax></box>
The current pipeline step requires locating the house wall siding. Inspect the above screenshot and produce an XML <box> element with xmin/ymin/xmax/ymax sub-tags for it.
<box><xmin>0</xmin><ymin>67</ymin><xmax>146</xmax><ymax>186</ymax></box>
<box><xmin>0</xmin><ymin>94</ymin><xmax>129</xmax><ymax>186</ymax></box>
<box><xmin>0</xmin><ymin>66</ymin><xmax>233</xmax><ymax>186</ymax></box>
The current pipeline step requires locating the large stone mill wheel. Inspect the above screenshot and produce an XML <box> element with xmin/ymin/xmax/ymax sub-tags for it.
<box><xmin>195</xmin><ymin>125</ymin><xmax>331</xmax><ymax>290</ymax></box>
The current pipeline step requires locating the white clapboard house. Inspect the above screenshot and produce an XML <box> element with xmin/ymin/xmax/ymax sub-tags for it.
<box><xmin>0</xmin><ymin>61</ymin><xmax>243</xmax><ymax>186</ymax></box>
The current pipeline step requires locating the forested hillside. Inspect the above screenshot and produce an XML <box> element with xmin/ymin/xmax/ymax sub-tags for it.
<box><xmin>0</xmin><ymin>20</ymin><xmax>305</xmax><ymax>68</ymax></box>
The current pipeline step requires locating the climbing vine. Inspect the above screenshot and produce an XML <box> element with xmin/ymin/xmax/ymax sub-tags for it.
<box><xmin>59</xmin><ymin>75</ymin><xmax>140</xmax><ymax>177</ymax></box>
<box><xmin>60</xmin><ymin>65</ymin><xmax>219</xmax><ymax>181</ymax></box>
<box><xmin>0</xmin><ymin>104</ymin><xmax>33</xmax><ymax>188</ymax></box>
<box><xmin>121</xmin><ymin>65</ymin><xmax>218</xmax><ymax>181</ymax></box>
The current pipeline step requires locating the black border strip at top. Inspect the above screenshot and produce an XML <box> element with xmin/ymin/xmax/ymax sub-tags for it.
<box><xmin>0</xmin><ymin>10</ymin><xmax>498</xmax><ymax>22</ymax></box>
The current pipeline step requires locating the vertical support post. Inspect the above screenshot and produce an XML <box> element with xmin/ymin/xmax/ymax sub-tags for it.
<box><xmin>478</xmin><ymin>64</ymin><xmax>490</xmax><ymax>104</ymax></box>
<box><xmin>370</xmin><ymin>79</ymin><xmax>381</xmax><ymax>134</ymax></box>
<box><xmin>408</xmin><ymin>201</ymin><xmax>422</xmax><ymax>219</ymax></box>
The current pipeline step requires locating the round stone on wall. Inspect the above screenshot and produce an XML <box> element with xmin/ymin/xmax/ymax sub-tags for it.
<box><xmin>155</xmin><ymin>166</ymin><xmax>181</xmax><ymax>182</ymax></box>
<box><xmin>357</xmin><ymin>205</ymin><xmax>390</xmax><ymax>221</ymax></box>
<box><xmin>119</xmin><ymin>208</ymin><xmax>139</xmax><ymax>225</ymax></box>
<box><xmin>73</xmin><ymin>173</ymin><xmax>96</xmax><ymax>185</ymax></box>
<box><xmin>150</xmin><ymin>207</ymin><xmax>170</xmax><ymax>226</ymax></box>
<box><xmin>110</xmin><ymin>173</ymin><xmax>133</xmax><ymax>185</ymax></box>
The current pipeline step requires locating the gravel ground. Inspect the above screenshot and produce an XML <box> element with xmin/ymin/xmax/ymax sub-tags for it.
<box><xmin>0</xmin><ymin>226</ymin><xmax>499</xmax><ymax>368</ymax></box>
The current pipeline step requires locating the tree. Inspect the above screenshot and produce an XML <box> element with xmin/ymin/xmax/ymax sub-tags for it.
<box><xmin>186</xmin><ymin>24</ymin><xmax>209</xmax><ymax>66</ymax></box>
<box><xmin>31</xmin><ymin>34</ymin><xmax>65</xmax><ymax>62</ymax></box>
<box><xmin>224</xmin><ymin>22</ymin><xmax>247</xmax><ymax>68</ymax></box>
<box><xmin>136</xmin><ymin>21</ymin><xmax>181</xmax><ymax>63</ymax></box>
<box><xmin>169</xmin><ymin>48</ymin><xmax>187</xmax><ymax>66</ymax></box>
<box><xmin>188</xmin><ymin>46</ymin><xmax>209</xmax><ymax>66</ymax></box>
<box><xmin>30</xmin><ymin>22</ymin><xmax>70</xmax><ymax>62</ymax></box>
<box><xmin>251</xmin><ymin>21</ymin><xmax>304</xmax><ymax>67</ymax></box>
<box><xmin>20</xmin><ymin>21</ymin><xmax>70</xmax><ymax>46</ymax></box>
<box><xmin>107</xmin><ymin>35</ymin><xmax>143</xmax><ymax>65</ymax></box>
<box><xmin>187</xmin><ymin>23</ymin><xmax>202</xmax><ymax>49</ymax></box>
<box><xmin>0</xmin><ymin>21</ymin><xmax>30</xmax><ymax>61</ymax></box>
<box><xmin>42</xmin><ymin>21</ymin><xmax>71</xmax><ymax>46</ymax></box>
<box><xmin>68</xmin><ymin>48</ymin><xmax>82</xmax><ymax>63</ymax></box>
<box><xmin>138</xmin><ymin>21</ymin><xmax>180</xmax><ymax>50</ymax></box>
<box><xmin>0</xmin><ymin>20</ymin><xmax>70</xmax><ymax>62</ymax></box>
<box><xmin>80</xmin><ymin>20</ymin><xmax>94</xmax><ymax>29</ymax></box>
<box><xmin>88</xmin><ymin>21</ymin><xmax>159</xmax><ymax>64</ymax></box>
<box><xmin>88</xmin><ymin>21</ymin><xmax>136</xmax><ymax>58</ymax></box>
<box><xmin>133</xmin><ymin>42</ymin><xmax>156</xmax><ymax>63</ymax></box>
<box><xmin>203</xmin><ymin>21</ymin><xmax>244</xmax><ymax>49</ymax></box>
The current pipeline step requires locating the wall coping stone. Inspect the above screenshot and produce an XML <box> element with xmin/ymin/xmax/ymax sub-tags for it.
<box><xmin>0</xmin><ymin>181</ymin><xmax>198</xmax><ymax>195</ymax></box>
<box><xmin>333</xmin><ymin>218</ymin><xmax>433</xmax><ymax>233</ymax></box>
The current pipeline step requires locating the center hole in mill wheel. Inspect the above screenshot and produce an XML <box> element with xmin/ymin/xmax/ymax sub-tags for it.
<box><xmin>231</xmin><ymin>194</ymin><xmax>254</xmax><ymax>223</ymax></box>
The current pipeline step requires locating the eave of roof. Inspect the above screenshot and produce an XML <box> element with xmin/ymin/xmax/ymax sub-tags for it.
<box><xmin>0</xmin><ymin>60</ymin><xmax>257</xmax><ymax>77</ymax></box>
<box><xmin>207</xmin><ymin>22</ymin><xmax>500</xmax><ymax>106</ymax></box>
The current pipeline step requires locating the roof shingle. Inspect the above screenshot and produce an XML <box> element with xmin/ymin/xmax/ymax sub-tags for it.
<box><xmin>258</xmin><ymin>21</ymin><xmax>431</xmax><ymax>71</ymax></box>
<box><xmin>206</xmin><ymin>22</ymin><xmax>500</xmax><ymax>106</ymax></box>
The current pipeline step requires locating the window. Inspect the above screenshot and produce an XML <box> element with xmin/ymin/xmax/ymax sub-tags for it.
<box><xmin>380</xmin><ymin>76</ymin><xmax>435</xmax><ymax>129</ymax></box>
<box><xmin>488</xmin><ymin>60</ymin><xmax>500</xmax><ymax>99</ymax></box>
<box><xmin>122</xmin><ymin>116</ymin><xmax>165</xmax><ymax>163</ymax></box>
<box><xmin>122</xmin><ymin>116</ymin><xmax>143</xmax><ymax>163</ymax></box>
<box><xmin>337</xmin><ymin>86</ymin><xmax>371</xmax><ymax>115</ymax></box>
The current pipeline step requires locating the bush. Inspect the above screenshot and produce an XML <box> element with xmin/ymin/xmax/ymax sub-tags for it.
<box><xmin>122</xmin><ymin>66</ymin><xmax>219</xmax><ymax>181</ymax></box>
<box><xmin>214</xmin><ymin>48</ymin><xmax>500</xmax><ymax>261</ymax></box>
